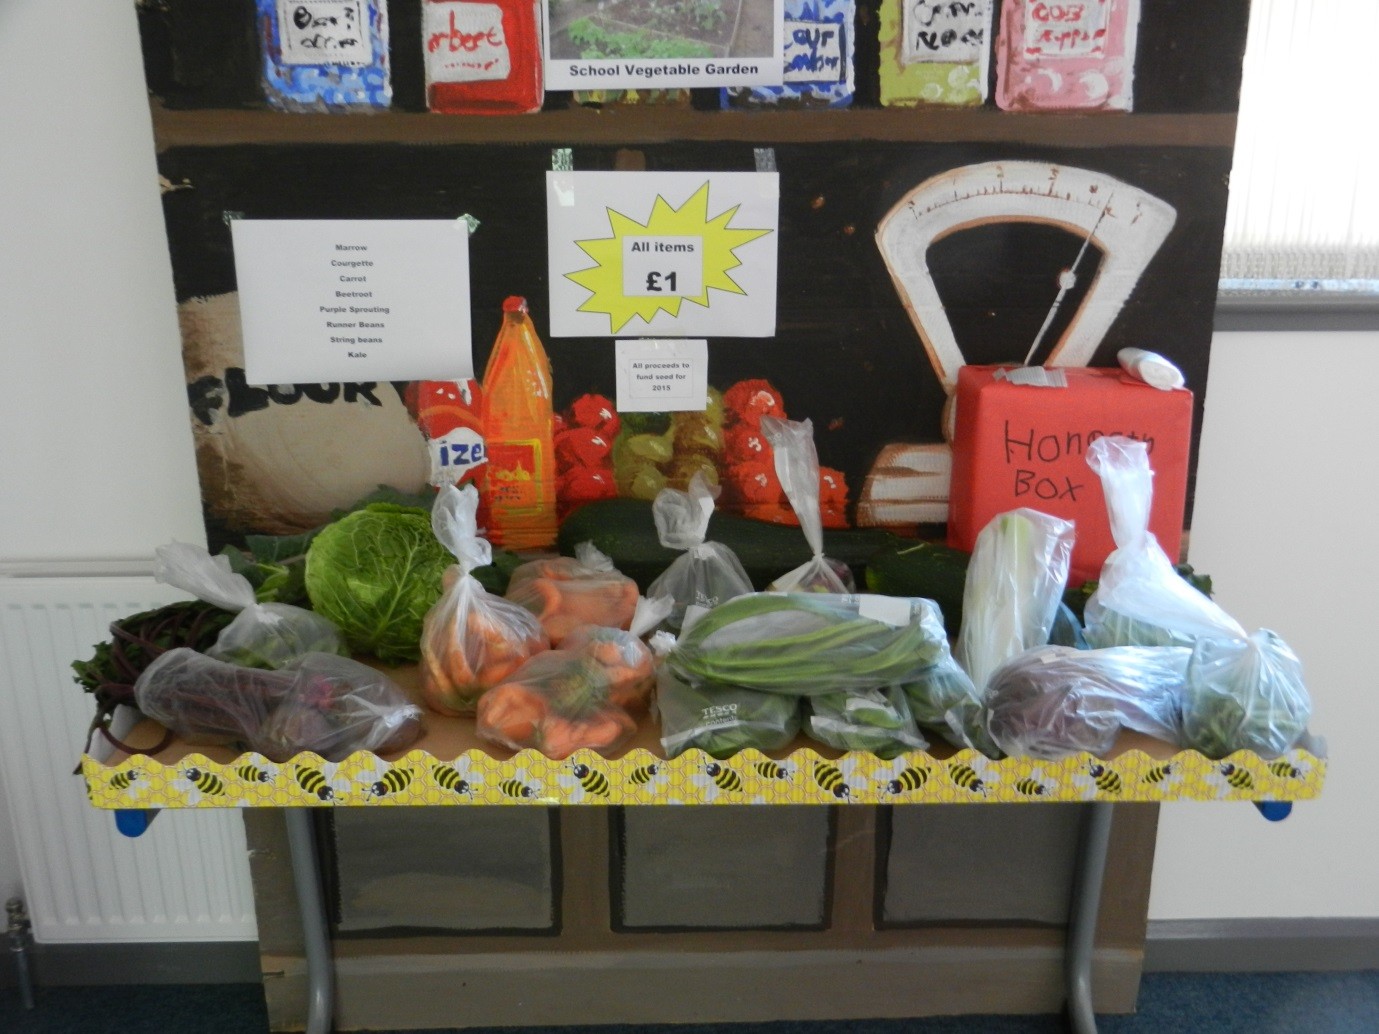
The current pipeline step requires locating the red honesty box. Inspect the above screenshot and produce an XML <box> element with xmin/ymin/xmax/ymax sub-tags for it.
<box><xmin>947</xmin><ymin>365</ymin><xmax>1194</xmax><ymax>585</ymax></box>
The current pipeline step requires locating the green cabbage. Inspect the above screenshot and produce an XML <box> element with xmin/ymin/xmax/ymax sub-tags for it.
<box><xmin>305</xmin><ymin>503</ymin><xmax>451</xmax><ymax>664</ymax></box>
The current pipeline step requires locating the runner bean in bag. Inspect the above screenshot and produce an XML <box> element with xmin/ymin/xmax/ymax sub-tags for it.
<box><xmin>419</xmin><ymin>484</ymin><xmax>548</xmax><ymax>716</ymax></box>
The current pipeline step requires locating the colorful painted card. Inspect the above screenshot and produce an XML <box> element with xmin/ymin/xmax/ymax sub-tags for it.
<box><xmin>995</xmin><ymin>0</ymin><xmax>1140</xmax><ymax>112</ymax></box>
<box><xmin>256</xmin><ymin>0</ymin><xmax>392</xmax><ymax>111</ymax></box>
<box><xmin>547</xmin><ymin>172</ymin><xmax>779</xmax><ymax>338</ymax></box>
<box><xmin>423</xmin><ymin>0</ymin><xmax>544</xmax><ymax>114</ymax></box>
<box><xmin>879</xmin><ymin>0</ymin><xmax>993</xmax><ymax>107</ymax></box>
<box><xmin>724</xmin><ymin>0</ymin><xmax>855</xmax><ymax>108</ymax></box>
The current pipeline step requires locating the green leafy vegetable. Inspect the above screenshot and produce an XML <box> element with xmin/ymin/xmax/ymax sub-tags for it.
<box><xmin>1181</xmin><ymin>631</ymin><xmax>1311</xmax><ymax>759</ymax></box>
<box><xmin>305</xmin><ymin>503</ymin><xmax>452</xmax><ymax>664</ymax></box>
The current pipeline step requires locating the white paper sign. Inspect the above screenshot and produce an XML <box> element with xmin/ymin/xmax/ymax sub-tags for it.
<box><xmin>542</xmin><ymin>0</ymin><xmax>785</xmax><ymax>90</ymax></box>
<box><xmin>615</xmin><ymin>339</ymin><xmax>709</xmax><ymax>413</ymax></box>
<box><xmin>278</xmin><ymin>0</ymin><xmax>372</xmax><ymax>66</ymax></box>
<box><xmin>547</xmin><ymin>171</ymin><xmax>779</xmax><ymax>338</ymax></box>
<box><xmin>230</xmin><ymin>219</ymin><xmax>473</xmax><ymax>384</ymax></box>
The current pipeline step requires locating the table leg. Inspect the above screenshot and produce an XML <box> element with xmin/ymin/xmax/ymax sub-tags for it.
<box><xmin>1066</xmin><ymin>801</ymin><xmax>1114</xmax><ymax>1034</ymax></box>
<box><xmin>285</xmin><ymin>808</ymin><xmax>334</xmax><ymax>1034</ymax></box>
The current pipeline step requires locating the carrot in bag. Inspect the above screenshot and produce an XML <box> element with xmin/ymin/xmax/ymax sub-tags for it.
<box><xmin>506</xmin><ymin>542</ymin><xmax>639</xmax><ymax>645</ymax></box>
<box><xmin>562</xmin><ymin>594</ymin><xmax>673</xmax><ymax>713</ymax></box>
<box><xmin>419</xmin><ymin>484</ymin><xmax>548</xmax><ymax>716</ymax></box>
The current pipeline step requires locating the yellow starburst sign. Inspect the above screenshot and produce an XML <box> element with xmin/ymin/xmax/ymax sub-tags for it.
<box><xmin>549</xmin><ymin>174</ymin><xmax>778</xmax><ymax>337</ymax></box>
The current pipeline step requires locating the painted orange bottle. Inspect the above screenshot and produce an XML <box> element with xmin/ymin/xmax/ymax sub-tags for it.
<box><xmin>480</xmin><ymin>296</ymin><xmax>556</xmax><ymax>549</ymax></box>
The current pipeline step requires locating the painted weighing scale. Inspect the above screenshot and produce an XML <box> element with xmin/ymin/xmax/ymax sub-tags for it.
<box><xmin>858</xmin><ymin>160</ymin><xmax>1177</xmax><ymax>527</ymax></box>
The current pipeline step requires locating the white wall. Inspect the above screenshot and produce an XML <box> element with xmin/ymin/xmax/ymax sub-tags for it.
<box><xmin>0</xmin><ymin>1</ymin><xmax>1372</xmax><ymax>927</ymax></box>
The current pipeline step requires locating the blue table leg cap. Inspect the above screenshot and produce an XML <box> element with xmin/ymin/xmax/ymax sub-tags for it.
<box><xmin>115</xmin><ymin>809</ymin><xmax>155</xmax><ymax>838</ymax></box>
<box><xmin>1254</xmin><ymin>801</ymin><xmax>1293</xmax><ymax>822</ymax></box>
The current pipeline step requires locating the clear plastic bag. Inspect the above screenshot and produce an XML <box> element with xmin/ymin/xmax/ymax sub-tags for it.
<box><xmin>808</xmin><ymin>686</ymin><xmax>928</xmax><ymax>759</ymax></box>
<box><xmin>656</xmin><ymin>665</ymin><xmax>802</xmax><ymax>760</ymax></box>
<box><xmin>671</xmin><ymin>592</ymin><xmax>952</xmax><ymax>697</ymax></box>
<box><xmin>154</xmin><ymin>541</ymin><xmax>345</xmax><ymax>669</ymax></box>
<box><xmin>506</xmin><ymin>542</ymin><xmax>640</xmax><ymax>645</ymax></box>
<box><xmin>899</xmin><ymin>598</ymin><xmax>1000</xmax><ymax>756</ymax></box>
<box><xmin>1181</xmin><ymin>630</ymin><xmax>1311</xmax><ymax>759</ymax></box>
<box><xmin>419</xmin><ymin>484</ymin><xmax>549</xmax><ymax>716</ymax></box>
<box><xmin>759</xmin><ymin>416</ymin><xmax>853</xmax><ymax>593</ymax></box>
<box><xmin>955</xmin><ymin>508</ymin><xmax>1076</xmax><ymax>693</ymax></box>
<box><xmin>647</xmin><ymin>472</ymin><xmax>754</xmax><ymax>632</ymax></box>
<box><xmin>134</xmin><ymin>648</ymin><xmax>424</xmax><ymax>762</ymax></box>
<box><xmin>559</xmin><ymin>594</ymin><xmax>674</xmax><ymax>712</ymax></box>
<box><xmin>1083</xmin><ymin>436</ymin><xmax>1244</xmax><ymax>648</ymax></box>
<box><xmin>985</xmin><ymin>645</ymin><xmax>1190</xmax><ymax>759</ymax></box>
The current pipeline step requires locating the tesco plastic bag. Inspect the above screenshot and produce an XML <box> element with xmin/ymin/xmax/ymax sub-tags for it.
<box><xmin>505</xmin><ymin>542</ymin><xmax>641</xmax><ymax>645</ymax></box>
<box><xmin>955</xmin><ymin>508</ymin><xmax>1075</xmax><ymax>694</ymax></box>
<box><xmin>656</xmin><ymin>665</ymin><xmax>802</xmax><ymax>760</ymax></box>
<box><xmin>808</xmin><ymin>686</ymin><xmax>928</xmax><ymax>759</ymax></box>
<box><xmin>154</xmin><ymin>542</ymin><xmax>345</xmax><ymax>669</ymax></box>
<box><xmin>419</xmin><ymin>484</ymin><xmax>549</xmax><ymax>715</ymax></box>
<box><xmin>647</xmin><ymin>472</ymin><xmax>753</xmax><ymax>632</ymax></box>
<box><xmin>759</xmin><ymin>416</ymin><xmax>853</xmax><ymax>593</ymax></box>
<box><xmin>134</xmin><ymin>648</ymin><xmax>424</xmax><ymax>762</ymax></box>
<box><xmin>1181</xmin><ymin>630</ymin><xmax>1311</xmax><ymax>759</ymax></box>
<box><xmin>985</xmin><ymin>645</ymin><xmax>1189</xmax><ymax>759</ymax></box>
<box><xmin>1083</xmin><ymin>436</ymin><xmax>1245</xmax><ymax>648</ymax></box>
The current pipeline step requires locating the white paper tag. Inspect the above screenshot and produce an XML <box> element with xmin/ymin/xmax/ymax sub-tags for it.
<box><xmin>278</xmin><ymin>0</ymin><xmax>372</xmax><ymax>67</ymax></box>
<box><xmin>783</xmin><ymin>20</ymin><xmax>846</xmax><ymax>84</ymax></box>
<box><xmin>427</xmin><ymin>425</ymin><xmax>487</xmax><ymax>487</ymax></box>
<box><xmin>903</xmin><ymin>0</ymin><xmax>991</xmax><ymax>65</ymax></box>
<box><xmin>856</xmin><ymin>594</ymin><xmax>913</xmax><ymax>629</ymax></box>
<box><xmin>1023</xmin><ymin>0</ymin><xmax>1109</xmax><ymax>57</ymax></box>
<box><xmin>424</xmin><ymin>1</ymin><xmax>512</xmax><ymax>84</ymax></box>
<box><xmin>615</xmin><ymin>339</ymin><xmax>709</xmax><ymax>414</ymax></box>
<box><xmin>231</xmin><ymin>219</ymin><xmax>473</xmax><ymax>384</ymax></box>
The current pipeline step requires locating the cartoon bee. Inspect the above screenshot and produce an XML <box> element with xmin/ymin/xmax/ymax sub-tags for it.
<box><xmin>109</xmin><ymin>769</ymin><xmax>143</xmax><ymax>792</ymax></box>
<box><xmin>234</xmin><ymin>762</ymin><xmax>272</xmax><ymax>785</ymax></box>
<box><xmin>812</xmin><ymin>761</ymin><xmax>850</xmax><ymax>799</ymax></box>
<box><xmin>1014</xmin><ymin>776</ymin><xmax>1047</xmax><ymax>797</ymax></box>
<box><xmin>1268</xmin><ymin>760</ymin><xmax>1302</xmax><ymax>780</ymax></box>
<box><xmin>1220</xmin><ymin>763</ymin><xmax>1254</xmax><ymax>792</ymax></box>
<box><xmin>628</xmin><ymin>763</ymin><xmax>661</xmax><ymax>786</ymax></box>
<box><xmin>753</xmin><ymin>760</ymin><xmax>791</xmax><ymax>781</ymax></box>
<box><xmin>369</xmin><ymin>767</ymin><xmax>415</xmax><ymax>799</ymax></box>
<box><xmin>1141</xmin><ymin>763</ymin><xmax>1175</xmax><ymax>786</ymax></box>
<box><xmin>704</xmin><ymin>762</ymin><xmax>744</xmax><ymax>793</ymax></box>
<box><xmin>500</xmin><ymin>777</ymin><xmax>538</xmax><ymax>800</ymax></box>
<box><xmin>570</xmin><ymin>763</ymin><xmax>611</xmax><ymax>798</ymax></box>
<box><xmin>184</xmin><ymin>767</ymin><xmax>227</xmax><ymax>797</ymax></box>
<box><xmin>1088</xmin><ymin>763</ymin><xmax>1123</xmax><ymax>795</ymax></box>
<box><xmin>432</xmin><ymin>764</ymin><xmax>473</xmax><ymax>797</ymax></box>
<box><xmin>884</xmin><ymin>766</ymin><xmax>929</xmax><ymax>795</ymax></box>
<box><xmin>294</xmin><ymin>765</ymin><xmax>335</xmax><ymax>802</ymax></box>
<box><xmin>948</xmin><ymin>762</ymin><xmax>986</xmax><ymax>795</ymax></box>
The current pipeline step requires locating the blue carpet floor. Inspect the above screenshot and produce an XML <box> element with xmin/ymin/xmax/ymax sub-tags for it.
<box><xmin>1</xmin><ymin>972</ymin><xmax>1376</xmax><ymax>1034</ymax></box>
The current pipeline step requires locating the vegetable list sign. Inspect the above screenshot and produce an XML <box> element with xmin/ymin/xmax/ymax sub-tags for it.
<box><xmin>230</xmin><ymin>219</ymin><xmax>474</xmax><ymax>384</ymax></box>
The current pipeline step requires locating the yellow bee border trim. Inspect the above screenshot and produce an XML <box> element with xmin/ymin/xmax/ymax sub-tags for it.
<box><xmin>82</xmin><ymin>745</ymin><xmax>1326</xmax><ymax>809</ymax></box>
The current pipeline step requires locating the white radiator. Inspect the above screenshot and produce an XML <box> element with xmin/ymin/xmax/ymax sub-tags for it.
<box><xmin>0</xmin><ymin>575</ymin><xmax>257</xmax><ymax>944</ymax></box>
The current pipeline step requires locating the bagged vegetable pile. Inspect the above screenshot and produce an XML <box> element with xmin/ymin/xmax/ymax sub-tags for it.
<box><xmin>1181</xmin><ymin>630</ymin><xmax>1311</xmax><ymax>759</ymax></box>
<box><xmin>670</xmin><ymin>593</ymin><xmax>951</xmax><ymax>696</ymax></box>
<box><xmin>419</xmin><ymin>485</ymin><xmax>548</xmax><ymax>716</ymax></box>
<box><xmin>505</xmin><ymin>542</ymin><xmax>640</xmax><ymax>645</ymax></box>
<box><xmin>759</xmin><ymin>417</ymin><xmax>854</xmax><ymax>593</ymax></box>
<box><xmin>657</xmin><ymin>664</ymin><xmax>802</xmax><ymax>759</ymax></box>
<box><xmin>306</xmin><ymin>502</ymin><xmax>453</xmax><ymax>663</ymax></box>
<box><xmin>985</xmin><ymin>645</ymin><xmax>1189</xmax><ymax>759</ymax></box>
<box><xmin>807</xmin><ymin>686</ymin><xmax>927</xmax><ymax>759</ymax></box>
<box><xmin>153</xmin><ymin>542</ymin><xmax>346</xmax><ymax>669</ymax></box>
<box><xmin>134</xmin><ymin>648</ymin><xmax>424</xmax><ymax>762</ymax></box>
<box><xmin>898</xmin><ymin>598</ymin><xmax>997</xmax><ymax>755</ymax></box>
<box><xmin>646</xmin><ymin>472</ymin><xmax>754</xmax><ymax>632</ymax></box>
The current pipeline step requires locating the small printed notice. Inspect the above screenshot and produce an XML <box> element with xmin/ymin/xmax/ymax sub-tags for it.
<box><xmin>230</xmin><ymin>218</ymin><xmax>473</xmax><ymax>385</ymax></box>
<box><xmin>542</xmin><ymin>0</ymin><xmax>785</xmax><ymax>89</ymax></box>
<box><xmin>615</xmin><ymin>339</ymin><xmax>709</xmax><ymax>413</ymax></box>
<box><xmin>548</xmin><ymin>171</ymin><xmax>779</xmax><ymax>338</ymax></box>
<box><xmin>902</xmin><ymin>0</ymin><xmax>991</xmax><ymax>65</ymax></box>
<box><xmin>278</xmin><ymin>0</ymin><xmax>372</xmax><ymax>66</ymax></box>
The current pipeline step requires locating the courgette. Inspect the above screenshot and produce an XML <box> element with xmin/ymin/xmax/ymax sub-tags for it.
<box><xmin>557</xmin><ymin>498</ymin><xmax>901</xmax><ymax>593</ymax></box>
<box><xmin>864</xmin><ymin>541</ymin><xmax>971</xmax><ymax>637</ymax></box>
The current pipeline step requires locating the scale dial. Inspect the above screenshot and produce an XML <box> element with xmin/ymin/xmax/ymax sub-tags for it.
<box><xmin>876</xmin><ymin>161</ymin><xmax>1177</xmax><ymax>392</ymax></box>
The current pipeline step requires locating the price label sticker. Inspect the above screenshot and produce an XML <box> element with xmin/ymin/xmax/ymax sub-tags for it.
<box><xmin>622</xmin><ymin>237</ymin><xmax>704</xmax><ymax>298</ymax></box>
<box><xmin>856</xmin><ymin>594</ymin><xmax>913</xmax><ymax>629</ymax></box>
<box><xmin>615</xmin><ymin>339</ymin><xmax>709</xmax><ymax>413</ymax></box>
<box><xmin>427</xmin><ymin>426</ymin><xmax>487</xmax><ymax>487</ymax></box>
